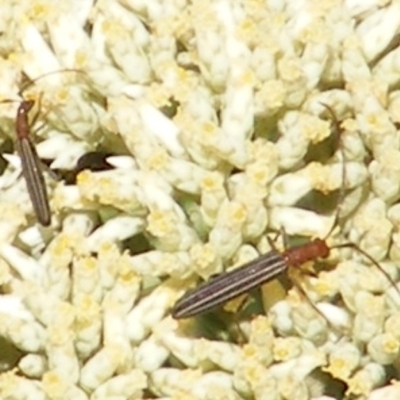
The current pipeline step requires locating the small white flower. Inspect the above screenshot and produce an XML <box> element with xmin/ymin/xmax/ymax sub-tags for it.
<box><xmin>324</xmin><ymin>341</ymin><xmax>361</xmax><ymax>381</ymax></box>
<box><xmin>346</xmin><ymin>363</ymin><xmax>386</xmax><ymax>397</ymax></box>
<box><xmin>208</xmin><ymin>200</ymin><xmax>247</xmax><ymax>260</ymax></box>
<box><xmin>126</xmin><ymin>280</ymin><xmax>183</xmax><ymax>343</ymax></box>
<box><xmin>91</xmin><ymin>369</ymin><xmax>147</xmax><ymax>400</ymax></box>
<box><xmin>269</xmin><ymin>207</ymin><xmax>334</xmax><ymax>237</ymax></box>
<box><xmin>353</xmin><ymin>291</ymin><xmax>386</xmax><ymax>343</ymax></box>
<box><xmin>18</xmin><ymin>353</ymin><xmax>47</xmax><ymax>379</ymax></box>
<box><xmin>79</xmin><ymin>344</ymin><xmax>125</xmax><ymax>392</ymax></box>
<box><xmin>356</xmin><ymin>3</ymin><xmax>400</xmax><ymax>62</ymax></box>
<box><xmin>0</xmin><ymin>370</ymin><xmax>48</xmax><ymax>400</ymax></box>
<box><xmin>134</xmin><ymin>335</ymin><xmax>170</xmax><ymax>372</ymax></box>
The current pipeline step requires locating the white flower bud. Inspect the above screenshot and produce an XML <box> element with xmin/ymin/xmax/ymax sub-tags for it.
<box><xmin>72</xmin><ymin>256</ymin><xmax>102</xmax><ymax>303</ymax></box>
<box><xmin>270</xmin><ymin>300</ymin><xmax>295</xmax><ymax>336</ymax></box>
<box><xmin>86</xmin><ymin>216</ymin><xmax>145</xmax><ymax>252</ymax></box>
<box><xmin>234</xmin><ymin>359</ymin><xmax>278</xmax><ymax>400</ymax></box>
<box><xmin>209</xmin><ymin>201</ymin><xmax>246</xmax><ymax>260</ymax></box>
<box><xmin>347</xmin><ymin>198</ymin><xmax>392</xmax><ymax>261</ymax></box>
<box><xmin>0</xmin><ymin>313</ymin><xmax>45</xmax><ymax>353</ymax></box>
<box><xmin>195</xmin><ymin>338</ymin><xmax>241</xmax><ymax>372</ymax></box>
<box><xmin>189</xmin><ymin>242</ymin><xmax>223</xmax><ymax>280</ymax></box>
<box><xmin>200</xmin><ymin>171</ymin><xmax>228</xmax><ymax>228</ymax></box>
<box><xmin>0</xmin><ymin>371</ymin><xmax>47</xmax><ymax>400</ymax></box>
<box><xmin>79</xmin><ymin>344</ymin><xmax>124</xmax><ymax>392</ymax></box>
<box><xmin>342</xmin><ymin>35</ymin><xmax>372</xmax><ymax>82</ymax></box>
<box><xmin>77</xmin><ymin>169</ymin><xmax>146</xmax><ymax>215</ymax></box>
<box><xmin>42</xmin><ymin>371</ymin><xmax>88</xmax><ymax>400</ymax></box>
<box><xmin>130</xmin><ymin>249</ymin><xmax>192</xmax><ymax>279</ymax></box>
<box><xmin>269</xmin><ymin>207</ymin><xmax>334</xmax><ymax>237</ymax></box>
<box><xmin>91</xmin><ymin>370</ymin><xmax>147</xmax><ymax>399</ymax></box>
<box><xmin>157</xmin><ymin>320</ymin><xmax>202</xmax><ymax>368</ymax></box>
<box><xmin>370</xmin><ymin>150</ymin><xmax>400</xmax><ymax>203</ymax></box>
<box><xmin>273</xmin><ymin>337</ymin><xmax>302</xmax><ymax>362</ymax></box>
<box><xmin>150</xmin><ymin>367</ymin><xmax>204</xmax><ymax>395</ymax></box>
<box><xmin>367</xmin><ymin>333</ymin><xmax>400</xmax><ymax>365</ymax></box>
<box><xmin>346</xmin><ymin>363</ymin><xmax>385</xmax><ymax>397</ymax></box>
<box><xmin>278</xmin><ymin>375</ymin><xmax>309</xmax><ymax>400</ymax></box>
<box><xmin>229</xmin><ymin>176</ymin><xmax>268</xmax><ymax>240</ymax></box>
<box><xmin>324</xmin><ymin>342</ymin><xmax>361</xmax><ymax>380</ymax></box>
<box><xmin>18</xmin><ymin>354</ymin><xmax>47</xmax><ymax>378</ymax></box>
<box><xmin>0</xmin><ymin>244</ymin><xmax>44</xmax><ymax>284</ymax></box>
<box><xmin>384</xmin><ymin>313</ymin><xmax>400</xmax><ymax>340</ymax></box>
<box><xmin>134</xmin><ymin>335</ymin><xmax>169</xmax><ymax>372</ymax></box>
<box><xmin>126</xmin><ymin>281</ymin><xmax>182</xmax><ymax>343</ymax></box>
<box><xmin>191</xmin><ymin>371</ymin><xmax>237</xmax><ymax>399</ymax></box>
<box><xmin>74</xmin><ymin>295</ymin><xmax>102</xmax><ymax>360</ymax></box>
<box><xmin>353</xmin><ymin>291</ymin><xmax>385</xmax><ymax>343</ymax></box>
<box><xmin>19</xmin><ymin>24</ymin><xmax>61</xmax><ymax>78</ymax></box>
<box><xmin>103</xmin><ymin>263</ymin><xmax>141</xmax><ymax>314</ymax></box>
<box><xmin>46</xmin><ymin>326</ymin><xmax>79</xmax><ymax>384</ymax></box>
<box><xmin>356</xmin><ymin>3</ymin><xmax>400</xmax><ymax>62</ymax></box>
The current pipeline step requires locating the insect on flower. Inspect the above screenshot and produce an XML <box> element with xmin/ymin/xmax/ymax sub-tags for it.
<box><xmin>0</xmin><ymin>69</ymin><xmax>85</xmax><ymax>226</ymax></box>
<box><xmin>13</xmin><ymin>99</ymin><xmax>51</xmax><ymax>226</ymax></box>
<box><xmin>172</xmin><ymin>239</ymin><xmax>330</xmax><ymax>318</ymax></box>
<box><xmin>172</xmin><ymin>106</ymin><xmax>400</xmax><ymax>320</ymax></box>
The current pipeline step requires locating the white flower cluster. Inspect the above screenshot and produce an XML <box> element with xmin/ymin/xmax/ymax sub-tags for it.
<box><xmin>0</xmin><ymin>0</ymin><xmax>400</xmax><ymax>399</ymax></box>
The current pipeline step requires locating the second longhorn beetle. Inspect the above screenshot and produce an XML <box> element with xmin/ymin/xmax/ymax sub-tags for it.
<box><xmin>1</xmin><ymin>69</ymin><xmax>85</xmax><ymax>226</ymax></box>
<box><xmin>172</xmin><ymin>105</ymin><xmax>400</xmax><ymax>320</ymax></box>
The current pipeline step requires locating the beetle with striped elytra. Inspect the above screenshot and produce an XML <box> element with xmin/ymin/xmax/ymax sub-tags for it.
<box><xmin>0</xmin><ymin>69</ymin><xmax>88</xmax><ymax>226</ymax></box>
<box><xmin>172</xmin><ymin>105</ymin><xmax>400</xmax><ymax>323</ymax></box>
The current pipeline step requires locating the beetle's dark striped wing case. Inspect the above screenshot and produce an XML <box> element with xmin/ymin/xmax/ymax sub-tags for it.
<box><xmin>172</xmin><ymin>249</ymin><xmax>287</xmax><ymax>318</ymax></box>
<box><xmin>16</xmin><ymin>137</ymin><xmax>51</xmax><ymax>226</ymax></box>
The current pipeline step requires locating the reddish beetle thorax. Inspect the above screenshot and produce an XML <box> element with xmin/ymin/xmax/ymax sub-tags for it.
<box><xmin>283</xmin><ymin>238</ymin><xmax>330</xmax><ymax>267</ymax></box>
<box><xmin>16</xmin><ymin>100</ymin><xmax>35</xmax><ymax>140</ymax></box>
